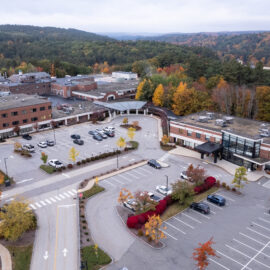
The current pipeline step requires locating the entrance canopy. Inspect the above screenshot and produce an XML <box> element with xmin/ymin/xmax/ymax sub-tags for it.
<box><xmin>93</xmin><ymin>101</ymin><xmax>147</xmax><ymax>112</ymax></box>
<box><xmin>195</xmin><ymin>141</ymin><xmax>223</xmax><ymax>163</ymax></box>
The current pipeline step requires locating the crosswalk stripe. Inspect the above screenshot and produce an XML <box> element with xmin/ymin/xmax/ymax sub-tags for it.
<box><xmin>40</xmin><ymin>201</ymin><xmax>46</xmax><ymax>206</ymax></box>
<box><xmin>50</xmin><ymin>197</ymin><xmax>56</xmax><ymax>202</ymax></box>
<box><xmin>72</xmin><ymin>189</ymin><xmax>77</xmax><ymax>193</ymax></box>
<box><xmin>54</xmin><ymin>196</ymin><xmax>61</xmax><ymax>201</ymax></box>
<box><xmin>63</xmin><ymin>192</ymin><xmax>71</xmax><ymax>197</ymax></box>
<box><xmin>45</xmin><ymin>199</ymin><xmax>52</xmax><ymax>204</ymax></box>
<box><xmin>68</xmin><ymin>191</ymin><xmax>75</xmax><ymax>196</ymax></box>
<box><xmin>59</xmin><ymin>194</ymin><xmax>65</xmax><ymax>199</ymax></box>
<box><xmin>35</xmin><ymin>202</ymin><xmax>42</xmax><ymax>208</ymax></box>
<box><xmin>30</xmin><ymin>204</ymin><xmax>37</xmax><ymax>210</ymax></box>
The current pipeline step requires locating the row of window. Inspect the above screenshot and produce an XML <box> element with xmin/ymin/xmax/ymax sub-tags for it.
<box><xmin>1</xmin><ymin>106</ymin><xmax>51</xmax><ymax>118</ymax></box>
<box><xmin>2</xmin><ymin>117</ymin><xmax>39</xmax><ymax>127</ymax></box>
<box><xmin>182</xmin><ymin>128</ymin><xmax>220</xmax><ymax>143</ymax></box>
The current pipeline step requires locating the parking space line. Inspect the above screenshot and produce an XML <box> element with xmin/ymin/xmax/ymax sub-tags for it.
<box><xmin>209</xmin><ymin>258</ymin><xmax>231</xmax><ymax>270</ymax></box>
<box><xmin>124</xmin><ymin>171</ymin><xmax>139</xmax><ymax>179</ymax></box>
<box><xmin>29</xmin><ymin>204</ymin><xmax>37</xmax><ymax>210</ymax></box>
<box><xmin>111</xmin><ymin>177</ymin><xmax>124</xmax><ymax>184</ymax></box>
<box><xmin>240</xmin><ymin>232</ymin><xmax>266</xmax><ymax>246</ymax></box>
<box><xmin>190</xmin><ymin>209</ymin><xmax>211</xmax><ymax>219</ymax></box>
<box><xmin>210</xmin><ymin>210</ymin><xmax>216</xmax><ymax>214</ymax></box>
<box><xmin>40</xmin><ymin>201</ymin><xmax>46</xmax><ymax>206</ymax></box>
<box><xmin>173</xmin><ymin>217</ymin><xmax>194</xmax><ymax>229</ymax></box>
<box><xmin>233</xmin><ymin>238</ymin><xmax>270</xmax><ymax>259</ymax></box>
<box><xmin>164</xmin><ymin>221</ymin><xmax>186</xmax><ymax>234</ymax></box>
<box><xmin>117</xmin><ymin>174</ymin><xmax>132</xmax><ymax>182</ymax></box>
<box><xmin>252</xmin><ymin>222</ymin><xmax>270</xmax><ymax>232</ymax></box>
<box><xmin>216</xmin><ymin>193</ymin><xmax>235</xmax><ymax>202</ymax></box>
<box><xmin>162</xmin><ymin>230</ymin><xmax>178</xmax><ymax>240</ymax></box>
<box><xmin>259</xmin><ymin>217</ymin><xmax>270</xmax><ymax>225</ymax></box>
<box><xmin>137</xmin><ymin>167</ymin><xmax>152</xmax><ymax>174</ymax></box>
<box><xmin>216</xmin><ymin>250</ymin><xmax>251</xmax><ymax>269</ymax></box>
<box><xmin>45</xmin><ymin>199</ymin><xmax>52</xmax><ymax>204</ymax></box>
<box><xmin>246</xmin><ymin>227</ymin><xmax>270</xmax><ymax>239</ymax></box>
<box><xmin>103</xmin><ymin>180</ymin><xmax>116</xmax><ymax>187</ymax></box>
<box><xmin>225</xmin><ymin>244</ymin><xmax>250</xmax><ymax>258</ymax></box>
<box><xmin>182</xmin><ymin>213</ymin><xmax>202</xmax><ymax>223</ymax></box>
<box><xmin>204</xmin><ymin>201</ymin><xmax>224</xmax><ymax>210</ymax></box>
<box><xmin>131</xmin><ymin>169</ymin><xmax>145</xmax><ymax>177</ymax></box>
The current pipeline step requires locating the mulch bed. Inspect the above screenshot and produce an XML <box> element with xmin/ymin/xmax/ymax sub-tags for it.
<box><xmin>0</xmin><ymin>230</ymin><xmax>35</xmax><ymax>247</ymax></box>
<box><xmin>120</xmin><ymin>124</ymin><xmax>142</xmax><ymax>131</ymax></box>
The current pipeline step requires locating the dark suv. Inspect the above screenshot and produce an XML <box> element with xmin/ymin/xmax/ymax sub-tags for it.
<box><xmin>207</xmin><ymin>194</ymin><xmax>226</xmax><ymax>206</ymax></box>
<box><xmin>147</xmin><ymin>159</ymin><xmax>161</xmax><ymax>169</ymax></box>
<box><xmin>22</xmin><ymin>134</ymin><xmax>32</xmax><ymax>140</ymax></box>
<box><xmin>71</xmin><ymin>134</ymin><xmax>80</xmax><ymax>139</ymax></box>
<box><xmin>190</xmin><ymin>202</ymin><xmax>210</xmax><ymax>214</ymax></box>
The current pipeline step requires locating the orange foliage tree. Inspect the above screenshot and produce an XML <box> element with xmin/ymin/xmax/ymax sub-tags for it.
<box><xmin>193</xmin><ymin>237</ymin><xmax>218</xmax><ymax>270</ymax></box>
<box><xmin>117</xmin><ymin>188</ymin><xmax>133</xmax><ymax>204</ymax></box>
<box><xmin>144</xmin><ymin>215</ymin><xmax>166</xmax><ymax>244</ymax></box>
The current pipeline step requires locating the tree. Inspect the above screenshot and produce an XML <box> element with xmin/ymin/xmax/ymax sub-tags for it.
<box><xmin>13</xmin><ymin>126</ymin><xmax>20</xmax><ymax>136</ymax></box>
<box><xmin>161</xmin><ymin>135</ymin><xmax>169</xmax><ymax>145</ymax></box>
<box><xmin>117</xmin><ymin>137</ymin><xmax>126</xmax><ymax>149</ymax></box>
<box><xmin>14</xmin><ymin>142</ymin><xmax>22</xmax><ymax>151</ymax></box>
<box><xmin>0</xmin><ymin>201</ymin><xmax>36</xmax><ymax>241</ymax></box>
<box><xmin>122</xmin><ymin>117</ymin><xmax>128</xmax><ymax>124</ymax></box>
<box><xmin>69</xmin><ymin>147</ymin><xmax>79</xmax><ymax>164</ymax></box>
<box><xmin>117</xmin><ymin>188</ymin><xmax>133</xmax><ymax>204</ymax></box>
<box><xmin>186</xmin><ymin>164</ymin><xmax>206</xmax><ymax>186</ymax></box>
<box><xmin>40</xmin><ymin>152</ymin><xmax>48</xmax><ymax>164</ymax></box>
<box><xmin>144</xmin><ymin>215</ymin><xmax>166</xmax><ymax>244</ymax></box>
<box><xmin>132</xmin><ymin>121</ymin><xmax>139</xmax><ymax>129</ymax></box>
<box><xmin>127</xmin><ymin>127</ymin><xmax>136</xmax><ymax>141</ymax></box>
<box><xmin>193</xmin><ymin>237</ymin><xmax>218</xmax><ymax>270</ymax></box>
<box><xmin>152</xmin><ymin>84</ymin><xmax>164</xmax><ymax>106</ymax></box>
<box><xmin>135</xmin><ymin>80</ymin><xmax>145</xmax><ymax>100</ymax></box>
<box><xmin>255</xmin><ymin>86</ymin><xmax>270</xmax><ymax>121</ymax></box>
<box><xmin>134</xmin><ymin>191</ymin><xmax>157</xmax><ymax>213</ymax></box>
<box><xmin>171</xmin><ymin>181</ymin><xmax>195</xmax><ymax>206</ymax></box>
<box><xmin>232</xmin><ymin>166</ymin><xmax>248</xmax><ymax>191</ymax></box>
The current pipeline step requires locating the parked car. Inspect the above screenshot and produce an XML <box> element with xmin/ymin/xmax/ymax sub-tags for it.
<box><xmin>190</xmin><ymin>202</ymin><xmax>210</xmax><ymax>214</ymax></box>
<box><xmin>22</xmin><ymin>144</ymin><xmax>35</xmax><ymax>152</ymax></box>
<box><xmin>104</xmin><ymin>126</ymin><xmax>115</xmax><ymax>132</ymax></box>
<box><xmin>148</xmin><ymin>192</ymin><xmax>161</xmax><ymax>202</ymax></box>
<box><xmin>98</xmin><ymin>132</ymin><xmax>107</xmax><ymax>139</ymax></box>
<box><xmin>95</xmin><ymin>129</ymin><xmax>103</xmax><ymax>133</ymax></box>
<box><xmin>93</xmin><ymin>134</ymin><xmax>103</xmax><ymax>141</ymax></box>
<box><xmin>70</xmin><ymin>134</ymin><xmax>80</xmax><ymax>139</ymax></box>
<box><xmin>73</xmin><ymin>139</ymin><xmax>84</xmax><ymax>145</ymax></box>
<box><xmin>207</xmin><ymin>194</ymin><xmax>226</xmax><ymax>206</ymax></box>
<box><xmin>123</xmin><ymin>199</ymin><xmax>138</xmax><ymax>212</ymax></box>
<box><xmin>156</xmin><ymin>185</ymin><xmax>172</xmax><ymax>196</ymax></box>
<box><xmin>46</xmin><ymin>140</ymin><xmax>55</xmax><ymax>146</ymax></box>
<box><xmin>48</xmin><ymin>159</ymin><xmax>64</xmax><ymax>168</ymax></box>
<box><xmin>37</xmin><ymin>141</ymin><xmax>47</xmax><ymax>148</ymax></box>
<box><xmin>22</xmin><ymin>134</ymin><xmax>32</xmax><ymax>140</ymax></box>
<box><xmin>180</xmin><ymin>171</ymin><xmax>192</xmax><ymax>181</ymax></box>
<box><xmin>88</xmin><ymin>130</ymin><xmax>97</xmax><ymax>135</ymax></box>
<box><xmin>103</xmin><ymin>130</ymin><xmax>115</xmax><ymax>137</ymax></box>
<box><xmin>148</xmin><ymin>159</ymin><xmax>161</xmax><ymax>169</ymax></box>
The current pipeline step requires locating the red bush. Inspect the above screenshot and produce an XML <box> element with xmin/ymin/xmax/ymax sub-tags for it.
<box><xmin>164</xmin><ymin>195</ymin><xmax>173</xmax><ymax>205</ymax></box>
<box><xmin>137</xmin><ymin>215</ymin><xmax>146</xmax><ymax>224</ymax></box>
<box><xmin>194</xmin><ymin>176</ymin><xmax>216</xmax><ymax>194</ymax></box>
<box><xmin>127</xmin><ymin>216</ymin><xmax>139</xmax><ymax>228</ymax></box>
<box><xmin>205</xmin><ymin>176</ymin><xmax>216</xmax><ymax>186</ymax></box>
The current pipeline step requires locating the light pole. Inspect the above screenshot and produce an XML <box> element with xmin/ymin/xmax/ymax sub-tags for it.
<box><xmin>165</xmin><ymin>175</ymin><xmax>168</xmax><ymax>190</ymax></box>
<box><xmin>53</xmin><ymin>127</ymin><xmax>56</xmax><ymax>145</ymax></box>
<box><xmin>4</xmin><ymin>157</ymin><xmax>8</xmax><ymax>177</ymax></box>
<box><xmin>116</xmin><ymin>148</ymin><xmax>119</xmax><ymax>169</ymax></box>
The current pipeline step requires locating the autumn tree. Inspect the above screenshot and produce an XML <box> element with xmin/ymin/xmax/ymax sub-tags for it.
<box><xmin>127</xmin><ymin>127</ymin><xmax>136</xmax><ymax>141</ymax></box>
<box><xmin>161</xmin><ymin>135</ymin><xmax>170</xmax><ymax>145</ymax></box>
<box><xmin>0</xmin><ymin>201</ymin><xmax>36</xmax><ymax>241</ymax></box>
<box><xmin>144</xmin><ymin>215</ymin><xmax>166</xmax><ymax>244</ymax></box>
<box><xmin>135</xmin><ymin>80</ymin><xmax>145</xmax><ymax>100</ymax></box>
<box><xmin>193</xmin><ymin>237</ymin><xmax>218</xmax><ymax>270</ymax></box>
<box><xmin>40</xmin><ymin>152</ymin><xmax>48</xmax><ymax>164</ymax></box>
<box><xmin>232</xmin><ymin>166</ymin><xmax>248</xmax><ymax>191</ymax></box>
<box><xmin>117</xmin><ymin>188</ymin><xmax>133</xmax><ymax>204</ymax></box>
<box><xmin>122</xmin><ymin>117</ymin><xmax>128</xmax><ymax>124</ymax></box>
<box><xmin>69</xmin><ymin>147</ymin><xmax>79</xmax><ymax>164</ymax></box>
<box><xmin>186</xmin><ymin>164</ymin><xmax>206</xmax><ymax>186</ymax></box>
<box><xmin>13</xmin><ymin>126</ymin><xmax>20</xmax><ymax>136</ymax></box>
<box><xmin>132</xmin><ymin>121</ymin><xmax>139</xmax><ymax>129</ymax></box>
<box><xmin>14</xmin><ymin>142</ymin><xmax>22</xmax><ymax>151</ymax></box>
<box><xmin>171</xmin><ymin>181</ymin><xmax>195</xmax><ymax>206</ymax></box>
<box><xmin>134</xmin><ymin>191</ymin><xmax>157</xmax><ymax>214</ymax></box>
<box><xmin>255</xmin><ymin>86</ymin><xmax>270</xmax><ymax>121</ymax></box>
<box><xmin>117</xmin><ymin>137</ymin><xmax>126</xmax><ymax>150</ymax></box>
<box><xmin>152</xmin><ymin>84</ymin><xmax>164</xmax><ymax>106</ymax></box>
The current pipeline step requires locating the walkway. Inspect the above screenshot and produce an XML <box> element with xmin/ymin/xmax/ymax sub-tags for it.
<box><xmin>0</xmin><ymin>244</ymin><xmax>12</xmax><ymax>270</ymax></box>
<box><xmin>169</xmin><ymin>146</ymin><xmax>269</xmax><ymax>181</ymax></box>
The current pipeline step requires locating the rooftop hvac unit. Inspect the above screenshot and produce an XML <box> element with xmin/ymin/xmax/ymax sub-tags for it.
<box><xmin>223</xmin><ymin>116</ymin><xmax>234</xmax><ymax>124</ymax></box>
<box><xmin>206</xmin><ymin>112</ymin><xmax>214</xmax><ymax>119</ymax></box>
<box><xmin>198</xmin><ymin>116</ymin><xmax>209</xmax><ymax>123</ymax></box>
<box><xmin>260</xmin><ymin>132</ymin><xmax>270</xmax><ymax>137</ymax></box>
<box><xmin>215</xmin><ymin>119</ymin><xmax>227</xmax><ymax>127</ymax></box>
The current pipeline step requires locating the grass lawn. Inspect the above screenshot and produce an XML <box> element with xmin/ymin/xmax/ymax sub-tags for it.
<box><xmin>40</xmin><ymin>164</ymin><xmax>55</xmax><ymax>174</ymax></box>
<box><xmin>161</xmin><ymin>186</ymin><xmax>219</xmax><ymax>221</ymax></box>
<box><xmin>81</xmin><ymin>245</ymin><xmax>111</xmax><ymax>270</ymax></box>
<box><xmin>6</xmin><ymin>244</ymin><xmax>33</xmax><ymax>270</ymax></box>
<box><xmin>83</xmin><ymin>184</ymin><xmax>105</xmax><ymax>199</ymax></box>
<box><xmin>128</xmin><ymin>140</ymin><xmax>139</xmax><ymax>149</ymax></box>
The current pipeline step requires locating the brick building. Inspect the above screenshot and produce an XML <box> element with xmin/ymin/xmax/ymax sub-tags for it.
<box><xmin>169</xmin><ymin>111</ymin><xmax>270</xmax><ymax>171</ymax></box>
<box><xmin>0</xmin><ymin>94</ymin><xmax>52</xmax><ymax>137</ymax></box>
<box><xmin>0</xmin><ymin>72</ymin><xmax>51</xmax><ymax>95</ymax></box>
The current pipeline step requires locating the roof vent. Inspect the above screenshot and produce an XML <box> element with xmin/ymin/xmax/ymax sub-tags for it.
<box><xmin>198</xmin><ymin>116</ymin><xmax>209</xmax><ymax>123</ymax></box>
<box><xmin>215</xmin><ymin>119</ymin><xmax>227</xmax><ymax>127</ymax></box>
<box><xmin>223</xmin><ymin>116</ymin><xmax>234</xmax><ymax>124</ymax></box>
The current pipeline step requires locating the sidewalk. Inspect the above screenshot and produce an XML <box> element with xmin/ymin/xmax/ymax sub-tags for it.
<box><xmin>169</xmin><ymin>146</ymin><xmax>269</xmax><ymax>182</ymax></box>
<box><xmin>0</xmin><ymin>244</ymin><xmax>12</xmax><ymax>270</ymax></box>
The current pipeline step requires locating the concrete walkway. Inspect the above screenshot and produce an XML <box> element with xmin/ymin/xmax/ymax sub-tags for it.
<box><xmin>0</xmin><ymin>244</ymin><xmax>12</xmax><ymax>270</ymax></box>
<box><xmin>169</xmin><ymin>146</ymin><xmax>269</xmax><ymax>182</ymax></box>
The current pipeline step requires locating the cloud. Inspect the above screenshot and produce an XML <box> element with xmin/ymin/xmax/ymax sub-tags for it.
<box><xmin>0</xmin><ymin>0</ymin><xmax>269</xmax><ymax>33</ymax></box>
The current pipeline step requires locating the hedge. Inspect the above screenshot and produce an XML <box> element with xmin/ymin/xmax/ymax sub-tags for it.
<box><xmin>194</xmin><ymin>176</ymin><xmax>216</xmax><ymax>194</ymax></box>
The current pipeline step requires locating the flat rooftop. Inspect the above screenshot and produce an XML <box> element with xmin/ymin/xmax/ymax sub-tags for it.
<box><xmin>173</xmin><ymin>111</ymin><xmax>270</xmax><ymax>143</ymax></box>
<box><xmin>0</xmin><ymin>94</ymin><xmax>51</xmax><ymax>110</ymax></box>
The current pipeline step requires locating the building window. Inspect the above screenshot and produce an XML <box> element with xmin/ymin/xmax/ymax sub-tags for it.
<box><xmin>187</xmin><ymin>130</ymin><xmax>192</xmax><ymax>136</ymax></box>
<box><xmin>40</xmin><ymin>107</ymin><xmax>45</xmax><ymax>111</ymax></box>
<box><xmin>215</xmin><ymin>137</ymin><xmax>220</xmax><ymax>143</ymax></box>
<box><xmin>205</xmin><ymin>135</ymin><xmax>210</xmax><ymax>141</ymax></box>
<box><xmin>21</xmin><ymin>110</ymin><xmax>27</xmax><ymax>114</ymax></box>
<box><xmin>23</xmin><ymin>119</ymin><xmax>28</xmax><ymax>124</ymax></box>
<box><xmin>41</xmin><ymin>116</ymin><xmax>46</xmax><ymax>120</ymax></box>
<box><xmin>1</xmin><ymin>113</ymin><xmax>8</xmax><ymax>118</ymax></box>
<box><xmin>11</xmin><ymin>111</ymin><xmax>18</xmax><ymax>116</ymax></box>
<box><xmin>32</xmin><ymin>108</ymin><xmax>37</xmax><ymax>113</ymax></box>
<box><xmin>12</xmin><ymin>121</ymin><xmax>19</xmax><ymax>125</ymax></box>
<box><xmin>48</xmin><ymin>105</ymin><xmax>52</xmax><ymax>110</ymax></box>
<box><xmin>31</xmin><ymin>117</ymin><xmax>38</xmax><ymax>121</ymax></box>
<box><xmin>196</xmin><ymin>133</ymin><xmax>201</xmax><ymax>139</ymax></box>
<box><xmin>2</xmin><ymin>123</ymin><xmax>9</xmax><ymax>128</ymax></box>
<box><xmin>179</xmin><ymin>128</ymin><xmax>183</xmax><ymax>134</ymax></box>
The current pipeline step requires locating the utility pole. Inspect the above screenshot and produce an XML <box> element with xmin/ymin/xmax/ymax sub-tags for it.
<box><xmin>116</xmin><ymin>148</ymin><xmax>119</xmax><ymax>169</ymax></box>
<box><xmin>4</xmin><ymin>157</ymin><xmax>8</xmax><ymax>177</ymax></box>
<box><xmin>165</xmin><ymin>175</ymin><xmax>168</xmax><ymax>190</ymax></box>
<box><xmin>53</xmin><ymin>127</ymin><xmax>56</xmax><ymax>145</ymax></box>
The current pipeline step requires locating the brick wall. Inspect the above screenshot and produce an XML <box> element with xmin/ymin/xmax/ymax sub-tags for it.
<box><xmin>0</xmin><ymin>82</ymin><xmax>51</xmax><ymax>95</ymax></box>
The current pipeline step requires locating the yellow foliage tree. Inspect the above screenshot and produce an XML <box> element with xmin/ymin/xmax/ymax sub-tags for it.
<box><xmin>144</xmin><ymin>215</ymin><xmax>166</xmax><ymax>244</ymax></box>
<box><xmin>117</xmin><ymin>137</ymin><xmax>126</xmax><ymax>149</ymax></box>
<box><xmin>122</xmin><ymin>117</ymin><xmax>128</xmax><ymax>124</ymax></box>
<box><xmin>135</xmin><ymin>80</ymin><xmax>145</xmax><ymax>100</ymax></box>
<box><xmin>14</xmin><ymin>142</ymin><xmax>22</xmax><ymax>151</ymax></box>
<box><xmin>69</xmin><ymin>147</ymin><xmax>79</xmax><ymax>164</ymax></box>
<box><xmin>95</xmin><ymin>177</ymin><xmax>99</xmax><ymax>185</ymax></box>
<box><xmin>0</xmin><ymin>201</ymin><xmax>36</xmax><ymax>241</ymax></box>
<box><xmin>161</xmin><ymin>135</ymin><xmax>169</xmax><ymax>145</ymax></box>
<box><xmin>117</xmin><ymin>188</ymin><xmax>133</xmax><ymax>204</ymax></box>
<box><xmin>152</xmin><ymin>84</ymin><xmax>164</xmax><ymax>106</ymax></box>
<box><xmin>127</xmin><ymin>127</ymin><xmax>136</xmax><ymax>141</ymax></box>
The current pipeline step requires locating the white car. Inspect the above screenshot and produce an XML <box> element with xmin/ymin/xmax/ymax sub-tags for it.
<box><xmin>123</xmin><ymin>199</ymin><xmax>138</xmax><ymax>212</ymax></box>
<box><xmin>22</xmin><ymin>144</ymin><xmax>35</xmax><ymax>153</ymax></box>
<box><xmin>37</xmin><ymin>141</ymin><xmax>47</xmax><ymax>148</ymax></box>
<box><xmin>156</xmin><ymin>185</ymin><xmax>172</xmax><ymax>196</ymax></box>
<box><xmin>48</xmin><ymin>159</ymin><xmax>64</xmax><ymax>168</ymax></box>
<box><xmin>180</xmin><ymin>171</ymin><xmax>191</xmax><ymax>180</ymax></box>
<box><xmin>104</xmin><ymin>126</ymin><xmax>115</xmax><ymax>132</ymax></box>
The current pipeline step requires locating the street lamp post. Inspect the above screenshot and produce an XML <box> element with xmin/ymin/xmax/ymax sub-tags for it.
<box><xmin>4</xmin><ymin>157</ymin><xmax>8</xmax><ymax>177</ymax></box>
<box><xmin>53</xmin><ymin>127</ymin><xmax>56</xmax><ymax>145</ymax></box>
<box><xmin>165</xmin><ymin>175</ymin><xmax>168</xmax><ymax>190</ymax></box>
<box><xmin>116</xmin><ymin>148</ymin><xmax>119</xmax><ymax>169</ymax></box>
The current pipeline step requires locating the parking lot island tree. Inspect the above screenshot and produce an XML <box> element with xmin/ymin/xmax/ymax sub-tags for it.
<box><xmin>14</xmin><ymin>142</ymin><xmax>22</xmax><ymax>151</ymax></box>
<box><xmin>232</xmin><ymin>166</ymin><xmax>248</xmax><ymax>192</ymax></box>
<box><xmin>69</xmin><ymin>146</ymin><xmax>79</xmax><ymax>164</ymax></box>
<box><xmin>134</xmin><ymin>191</ymin><xmax>157</xmax><ymax>214</ymax></box>
<box><xmin>40</xmin><ymin>152</ymin><xmax>48</xmax><ymax>164</ymax></box>
<box><xmin>122</xmin><ymin>117</ymin><xmax>128</xmax><ymax>124</ymax></box>
<box><xmin>118</xmin><ymin>188</ymin><xmax>133</xmax><ymax>204</ymax></box>
<box><xmin>0</xmin><ymin>201</ymin><xmax>36</xmax><ymax>241</ymax></box>
<box><xmin>144</xmin><ymin>214</ymin><xmax>167</xmax><ymax>245</ymax></box>
<box><xmin>13</xmin><ymin>126</ymin><xmax>21</xmax><ymax>136</ymax></box>
<box><xmin>187</xmin><ymin>164</ymin><xmax>206</xmax><ymax>186</ymax></box>
<box><xmin>127</xmin><ymin>127</ymin><xmax>136</xmax><ymax>141</ymax></box>
<box><xmin>192</xmin><ymin>237</ymin><xmax>218</xmax><ymax>270</ymax></box>
<box><xmin>161</xmin><ymin>135</ymin><xmax>170</xmax><ymax>145</ymax></box>
<box><xmin>171</xmin><ymin>180</ymin><xmax>195</xmax><ymax>206</ymax></box>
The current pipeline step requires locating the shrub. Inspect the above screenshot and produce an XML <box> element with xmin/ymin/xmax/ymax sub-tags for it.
<box><xmin>77</xmin><ymin>161</ymin><xmax>81</xmax><ymax>166</ymax></box>
<box><xmin>67</xmin><ymin>164</ymin><xmax>73</xmax><ymax>169</ymax></box>
<box><xmin>86</xmin><ymin>158</ymin><xmax>91</xmax><ymax>162</ymax></box>
<box><xmin>137</xmin><ymin>229</ymin><xmax>143</xmax><ymax>237</ymax></box>
<box><xmin>84</xmin><ymin>232</ymin><xmax>89</xmax><ymax>235</ymax></box>
<box><xmin>194</xmin><ymin>176</ymin><xmax>216</xmax><ymax>194</ymax></box>
<box><xmin>82</xmin><ymin>160</ymin><xmax>86</xmax><ymax>164</ymax></box>
<box><xmin>127</xmin><ymin>216</ymin><xmax>139</xmax><ymax>228</ymax></box>
<box><xmin>147</xmin><ymin>236</ymin><xmax>152</xmax><ymax>242</ymax></box>
<box><xmin>222</xmin><ymin>182</ymin><xmax>227</xmax><ymax>188</ymax></box>
<box><xmin>164</xmin><ymin>195</ymin><xmax>173</xmax><ymax>206</ymax></box>
<box><xmin>137</xmin><ymin>215</ymin><xmax>146</xmax><ymax>224</ymax></box>
<box><xmin>232</xmin><ymin>188</ymin><xmax>236</xmax><ymax>192</ymax></box>
<box><xmin>226</xmin><ymin>186</ymin><xmax>231</xmax><ymax>191</ymax></box>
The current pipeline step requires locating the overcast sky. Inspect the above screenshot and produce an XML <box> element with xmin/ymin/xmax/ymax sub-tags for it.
<box><xmin>1</xmin><ymin>0</ymin><xmax>269</xmax><ymax>34</ymax></box>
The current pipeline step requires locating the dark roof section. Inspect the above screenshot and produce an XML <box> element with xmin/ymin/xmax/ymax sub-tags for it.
<box><xmin>195</xmin><ymin>141</ymin><xmax>223</xmax><ymax>154</ymax></box>
<box><xmin>93</xmin><ymin>101</ymin><xmax>147</xmax><ymax>111</ymax></box>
